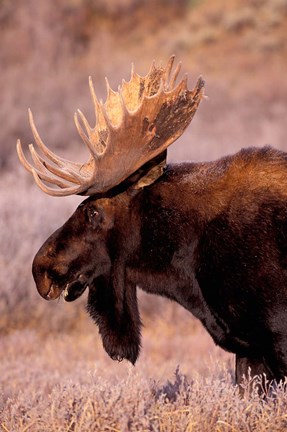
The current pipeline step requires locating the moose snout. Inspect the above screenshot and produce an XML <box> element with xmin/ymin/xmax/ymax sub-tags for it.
<box><xmin>32</xmin><ymin>266</ymin><xmax>62</xmax><ymax>301</ymax></box>
<box><xmin>32</xmin><ymin>251</ymin><xmax>64</xmax><ymax>300</ymax></box>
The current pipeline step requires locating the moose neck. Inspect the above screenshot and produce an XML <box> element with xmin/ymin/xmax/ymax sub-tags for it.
<box><xmin>125</xmin><ymin>161</ymin><xmax>217</xmax><ymax>309</ymax></box>
<box><xmin>123</xmin><ymin>158</ymin><xmax>253</xmax><ymax>355</ymax></box>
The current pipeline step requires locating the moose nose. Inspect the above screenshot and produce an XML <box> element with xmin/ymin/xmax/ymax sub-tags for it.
<box><xmin>32</xmin><ymin>254</ymin><xmax>63</xmax><ymax>300</ymax></box>
<box><xmin>32</xmin><ymin>238</ymin><xmax>65</xmax><ymax>300</ymax></box>
<box><xmin>42</xmin><ymin>272</ymin><xmax>63</xmax><ymax>300</ymax></box>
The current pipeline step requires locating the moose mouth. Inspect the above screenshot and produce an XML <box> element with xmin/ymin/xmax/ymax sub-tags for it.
<box><xmin>45</xmin><ymin>275</ymin><xmax>88</xmax><ymax>302</ymax></box>
<box><xmin>63</xmin><ymin>279</ymin><xmax>88</xmax><ymax>302</ymax></box>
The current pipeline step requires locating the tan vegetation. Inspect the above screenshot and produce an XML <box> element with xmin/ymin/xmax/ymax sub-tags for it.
<box><xmin>1</xmin><ymin>324</ymin><xmax>287</xmax><ymax>430</ymax></box>
<box><xmin>1</xmin><ymin>0</ymin><xmax>287</xmax><ymax>430</ymax></box>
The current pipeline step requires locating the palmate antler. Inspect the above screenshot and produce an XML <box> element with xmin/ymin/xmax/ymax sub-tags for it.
<box><xmin>17</xmin><ymin>56</ymin><xmax>205</xmax><ymax>196</ymax></box>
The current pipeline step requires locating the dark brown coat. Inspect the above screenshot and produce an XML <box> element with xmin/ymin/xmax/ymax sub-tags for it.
<box><xmin>33</xmin><ymin>146</ymin><xmax>287</xmax><ymax>384</ymax></box>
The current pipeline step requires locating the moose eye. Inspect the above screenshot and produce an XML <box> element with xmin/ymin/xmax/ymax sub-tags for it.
<box><xmin>86</xmin><ymin>206</ymin><xmax>101</xmax><ymax>227</ymax></box>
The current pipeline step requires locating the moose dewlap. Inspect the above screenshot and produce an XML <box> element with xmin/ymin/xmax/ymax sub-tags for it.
<box><xmin>17</xmin><ymin>56</ymin><xmax>287</xmax><ymax>388</ymax></box>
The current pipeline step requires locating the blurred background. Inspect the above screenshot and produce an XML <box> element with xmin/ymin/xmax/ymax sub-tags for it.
<box><xmin>1</xmin><ymin>0</ymin><xmax>287</xmax><ymax>334</ymax></box>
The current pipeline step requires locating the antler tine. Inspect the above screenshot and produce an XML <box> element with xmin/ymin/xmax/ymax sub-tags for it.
<box><xmin>89</xmin><ymin>76</ymin><xmax>115</xmax><ymax>132</ymax></box>
<box><xmin>74</xmin><ymin>110</ymin><xmax>102</xmax><ymax>160</ymax></box>
<box><xmin>130</xmin><ymin>62</ymin><xmax>135</xmax><ymax>78</ymax></box>
<box><xmin>169</xmin><ymin>61</ymin><xmax>182</xmax><ymax>90</ymax></box>
<box><xmin>105</xmin><ymin>77</ymin><xmax>110</xmax><ymax>95</ymax></box>
<box><xmin>195</xmin><ymin>76</ymin><xmax>205</xmax><ymax>94</ymax></box>
<box><xmin>17</xmin><ymin>139</ymin><xmax>76</xmax><ymax>189</ymax></box>
<box><xmin>164</xmin><ymin>55</ymin><xmax>175</xmax><ymax>88</ymax></box>
<box><xmin>29</xmin><ymin>143</ymin><xmax>83</xmax><ymax>184</ymax></box>
<box><xmin>16</xmin><ymin>139</ymin><xmax>34</xmax><ymax>173</ymax></box>
<box><xmin>188</xmin><ymin>76</ymin><xmax>205</xmax><ymax>104</ymax></box>
<box><xmin>29</xmin><ymin>145</ymin><xmax>78</xmax><ymax>188</ymax></box>
<box><xmin>118</xmin><ymin>85</ymin><xmax>130</xmax><ymax>118</ymax></box>
<box><xmin>176</xmin><ymin>73</ymin><xmax>188</xmax><ymax>92</ymax></box>
<box><xmin>28</xmin><ymin>109</ymin><xmax>67</xmax><ymax>168</ymax></box>
<box><xmin>99</xmin><ymin>100</ymin><xmax>114</xmax><ymax>132</ymax></box>
<box><xmin>31</xmin><ymin>169</ymin><xmax>84</xmax><ymax>196</ymax></box>
<box><xmin>105</xmin><ymin>76</ymin><xmax>118</xmax><ymax>99</ymax></box>
<box><xmin>89</xmin><ymin>76</ymin><xmax>101</xmax><ymax>124</ymax></box>
<box><xmin>147</xmin><ymin>59</ymin><xmax>156</xmax><ymax>77</ymax></box>
<box><xmin>19</xmin><ymin>111</ymin><xmax>85</xmax><ymax>184</ymax></box>
<box><xmin>75</xmin><ymin>108</ymin><xmax>92</xmax><ymax>136</ymax></box>
<box><xmin>151</xmin><ymin>78</ymin><xmax>165</xmax><ymax>104</ymax></box>
<box><xmin>29</xmin><ymin>143</ymin><xmax>51</xmax><ymax>172</ymax></box>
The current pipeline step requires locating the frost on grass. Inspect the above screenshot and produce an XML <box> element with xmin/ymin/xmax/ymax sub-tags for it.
<box><xmin>1</xmin><ymin>331</ymin><xmax>287</xmax><ymax>432</ymax></box>
<box><xmin>1</xmin><ymin>359</ymin><xmax>287</xmax><ymax>432</ymax></box>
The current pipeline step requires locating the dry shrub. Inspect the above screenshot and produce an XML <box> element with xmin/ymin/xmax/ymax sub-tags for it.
<box><xmin>1</xmin><ymin>337</ymin><xmax>287</xmax><ymax>432</ymax></box>
<box><xmin>0</xmin><ymin>305</ymin><xmax>286</xmax><ymax>431</ymax></box>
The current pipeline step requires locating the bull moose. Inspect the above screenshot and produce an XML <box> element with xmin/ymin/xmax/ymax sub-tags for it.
<box><xmin>17</xmin><ymin>56</ymin><xmax>287</xmax><ymax>386</ymax></box>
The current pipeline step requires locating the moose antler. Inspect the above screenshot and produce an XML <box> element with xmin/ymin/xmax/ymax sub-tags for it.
<box><xmin>17</xmin><ymin>56</ymin><xmax>205</xmax><ymax>196</ymax></box>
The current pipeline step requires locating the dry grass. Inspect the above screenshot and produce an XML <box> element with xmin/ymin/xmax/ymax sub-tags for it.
<box><xmin>1</xmin><ymin>0</ymin><xmax>287</xmax><ymax>430</ymax></box>
<box><xmin>1</xmin><ymin>328</ymin><xmax>287</xmax><ymax>431</ymax></box>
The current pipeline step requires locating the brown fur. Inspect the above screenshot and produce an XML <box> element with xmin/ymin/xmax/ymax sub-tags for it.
<box><xmin>32</xmin><ymin>146</ymin><xmax>287</xmax><ymax>388</ymax></box>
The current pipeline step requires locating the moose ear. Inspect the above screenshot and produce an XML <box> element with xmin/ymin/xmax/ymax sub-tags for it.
<box><xmin>86</xmin><ymin>274</ymin><xmax>142</xmax><ymax>364</ymax></box>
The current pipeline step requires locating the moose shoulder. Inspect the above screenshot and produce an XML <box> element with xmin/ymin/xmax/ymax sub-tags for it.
<box><xmin>17</xmin><ymin>57</ymin><xmax>287</xmax><ymax>386</ymax></box>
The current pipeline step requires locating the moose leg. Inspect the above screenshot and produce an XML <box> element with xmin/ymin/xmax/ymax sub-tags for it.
<box><xmin>235</xmin><ymin>354</ymin><xmax>274</xmax><ymax>396</ymax></box>
<box><xmin>263</xmin><ymin>333</ymin><xmax>287</xmax><ymax>383</ymax></box>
